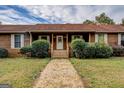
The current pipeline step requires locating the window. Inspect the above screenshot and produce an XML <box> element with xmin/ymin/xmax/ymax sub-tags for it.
<box><xmin>58</xmin><ymin>37</ymin><xmax>62</xmax><ymax>43</ymax></box>
<box><xmin>11</xmin><ymin>34</ymin><xmax>24</xmax><ymax>48</ymax></box>
<box><xmin>98</xmin><ymin>34</ymin><xmax>104</xmax><ymax>43</ymax></box>
<box><xmin>72</xmin><ymin>35</ymin><xmax>82</xmax><ymax>40</ymax></box>
<box><xmin>14</xmin><ymin>35</ymin><xmax>21</xmax><ymax>48</ymax></box>
<box><xmin>121</xmin><ymin>34</ymin><xmax>124</xmax><ymax>46</ymax></box>
<box><xmin>95</xmin><ymin>33</ymin><xmax>108</xmax><ymax>44</ymax></box>
<box><xmin>39</xmin><ymin>35</ymin><xmax>50</xmax><ymax>43</ymax></box>
<box><xmin>40</xmin><ymin>36</ymin><xmax>47</xmax><ymax>40</ymax></box>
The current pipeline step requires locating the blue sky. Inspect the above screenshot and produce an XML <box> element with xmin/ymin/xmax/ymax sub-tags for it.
<box><xmin>0</xmin><ymin>5</ymin><xmax>124</xmax><ymax>24</ymax></box>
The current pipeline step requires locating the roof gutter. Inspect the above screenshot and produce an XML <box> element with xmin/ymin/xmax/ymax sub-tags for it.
<box><xmin>0</xmin><ymin>31</ymin><xmax>26</xmax><ymax>33</ymax></box>
<box><xmin>30</xmin><ymin>30</ymin><xmax>96</xmax><ymax>32</ymax></box>
<box><xmin>0</xmin><ymin>30</ymin><xmax>123</xmax><ymax>33</ymax></box>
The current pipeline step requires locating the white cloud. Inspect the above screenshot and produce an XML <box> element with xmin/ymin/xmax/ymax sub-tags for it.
<box><xmin>0</xmin><ymin>5</ymin><xmax>124</xmax><ymax>24</ymax></box>
<box><xmin>0</xmin><ymin>7</ymin><xmax>48</xmax><ymax>24</ymax></box>
<box><xmin>23</xmin><ymin>5</ymin><xmax>124</xmax><ymax>24</ymax></box>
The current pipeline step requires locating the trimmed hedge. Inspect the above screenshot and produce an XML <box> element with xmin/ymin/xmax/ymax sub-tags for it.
<box><xmin>71</xmin><ymin>39</ymin><xmax>87</xmax><ymax>58</ymax></box>
<box><xmin>20</xmin><ymin>46</ymin><xmax>32</xmax><ymax>57</ymax></box>
<box><xmin>20</xmin><ymin>39</ymin><xmax>49</xmax><ymax>58</ymax></box>
<box><xmin>112</xmin><ymin>46</ymin><xmax>124</xmax><ymax>56</ymax></box>
<box><xmin>0</xmin><ymin>48</ymin><xmax>8</xmax><ymax>58</ymax></box>
<box><xmin>95</xmin><ymin>43</ymin><xmax>113</xmax><ymax>58</ymax></box>
<box><xmin>32</xmin><ymin>39</ymin><xmax>49</xmax><ymax>58</ymax></box>
<box><xmin>71</xmin><ymin>39</ymin><xmax>113</xmax><ymax>58</ymax></box>
<box><xmin>83</xmin><ymin>44</ymin><xmax>96</xmax><ymax>58</ymax></box>
<box><xmin>20</xmin><ymin>46</ymin><xmax>32</xmax><ymax>55</ymax></box>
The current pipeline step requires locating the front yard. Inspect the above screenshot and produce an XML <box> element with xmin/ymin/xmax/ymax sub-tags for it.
<box><xmin>0</xmin><ymin>58</ymin><xmax>49</xmax><ymax>88</ymax></box>
<box><xmin>1</xmin><ymin>57</ymin><xmax>124</xmax><ymax>88</ymax></box>
<box><xmin>71</xmin><ymin>57</ymin><xmax>124</xmax><ymax>88</ymax></box>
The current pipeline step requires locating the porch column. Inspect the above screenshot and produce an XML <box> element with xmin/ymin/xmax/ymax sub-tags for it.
<box><xmin>66</xmin><ymin>33</ymin><xmax>69</xmax><ymax>58</ymax></box>
<box><xmin>29</xmin><ymin>32</ymin><xmax>32</xmax><ymax>45</ymax></box>
<box><xmin>51</xmin><ymin>33</ymin><xmax>54</xmax><ymax>58</ymax></box>
<box><xmin>89</xmin><ymin>33</ymin><xmax>91</xmax><ymax>42</ymax></box>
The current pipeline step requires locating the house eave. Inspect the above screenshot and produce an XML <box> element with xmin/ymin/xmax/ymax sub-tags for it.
<box><xmin>95</xmin><ymin>31</ymin><xmax>124</xmax><ymax>33</ymax></box>
<box><xmin>0</xmin><ymin>31</ymin><xmax>26</xmax><ymax>33</ymax></box>
<box><xmin>0</xmin><ymin>30</ymin><xmax>124</xmax><ymax>33</ymax></box>
<box><xmin>30</xmin><ymin>30</ymin><xmax>96</xmax><ymax>33</ymax></box>
<box><xmin>30</xmin><ymin>30</ymin><xmax>124</xmax><ymax>33</ymax></box>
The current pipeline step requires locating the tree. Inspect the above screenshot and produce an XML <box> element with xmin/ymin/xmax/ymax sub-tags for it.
<box><xmin>121</xmin><ymin>19</ymin><xmax>124</xmax><ymax>26</ymax></box>
<box><xmin>83</xmin><ymin>19</ymin><xmax>95</xmax><ymax>24</ymax></box>
<box><xmin>95</xmin><ymin>13</ymin><xmax>115</xmax><ymax>24</ymax></box>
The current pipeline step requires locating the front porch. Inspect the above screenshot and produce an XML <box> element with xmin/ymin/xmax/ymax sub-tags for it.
<box><xmin>30</xmin><ymin>32</ymin><xmax>95</xmax><ymax>58</ymax></box>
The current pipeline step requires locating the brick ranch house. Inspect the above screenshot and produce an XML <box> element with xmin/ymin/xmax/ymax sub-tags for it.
<box><xmin>0</xmin><ymin>24</ymin><xmax>124</xmax><ymax>58</ymax></box>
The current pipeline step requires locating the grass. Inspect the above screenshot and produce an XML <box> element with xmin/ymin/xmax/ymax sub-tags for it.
<box><xmin>71</xmin><ymin>57</ymin><xmax>124</xmax><ymax>88</ymax></box>
<box><xmin>0</xmin><ymin>57</ymin><xmax>49</xmax><ymax>88</ymax></box>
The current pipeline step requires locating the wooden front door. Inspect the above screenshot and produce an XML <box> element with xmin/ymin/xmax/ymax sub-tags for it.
<box><xmin>56</xmin><ymin>35</ymin><xmax>63</xmax><ymax>49</ymax></box>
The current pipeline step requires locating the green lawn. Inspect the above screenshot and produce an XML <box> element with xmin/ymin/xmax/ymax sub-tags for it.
<box><xmin>71</xmin><ymin>57</ymin><xmax>124</xmax><ymax>88</ymax></box>
<box><xmin>0</xmin><ymin>58</ymin><xmax>49</xmax><ymax>88</ymax></box>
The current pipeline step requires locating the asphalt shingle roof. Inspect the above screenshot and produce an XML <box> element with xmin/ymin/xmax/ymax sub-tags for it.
<box><xmin>0</xmin><ymin>24</ymin><xmax>124</xmax><ymax>33</ymax></box>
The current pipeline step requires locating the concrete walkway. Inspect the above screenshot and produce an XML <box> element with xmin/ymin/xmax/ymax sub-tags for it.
<box><xmin>34</xmin><ymin>59</ymin><xmax>84</xmax><ymax>88</ymax></box>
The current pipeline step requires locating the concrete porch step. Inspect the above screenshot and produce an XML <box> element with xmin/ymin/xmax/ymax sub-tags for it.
<box><xmin>52</xmin><ymin>50</ymin><xmax>68</xmax><ymax>58</ymax></box>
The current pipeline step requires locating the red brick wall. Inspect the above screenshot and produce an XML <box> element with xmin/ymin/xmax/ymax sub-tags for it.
<box><xmin>0</xmin><ymin>32</ymin><xmax>119</xmax><ymax>57</ymax></box>
<box><xmin>108</xmin><ymin>33</ymin><xmax>118</xmax><ymax>46</ymax></box>
<box><xmin>89</xmin><ymin>33</ymin><xmax>118</xmax><ymax>46</ymax></box>
<box><xmin>0</xmin><ymin>33</ymin><xmax>30</xmax><ymax>57</ymax></box>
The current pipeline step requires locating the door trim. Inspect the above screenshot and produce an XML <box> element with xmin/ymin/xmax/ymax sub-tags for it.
<box><xmin>56</xmin><ymin>35</ymin><xmax>63</xmax><ymax>49</ymax></box>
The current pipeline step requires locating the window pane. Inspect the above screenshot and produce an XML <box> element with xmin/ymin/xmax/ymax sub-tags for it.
<box><xmin>15</xmin><ymin>42</ymin><xmax>21</xmax><ymax>48</ymax></box>
<box><xmin>72</xmin><ymin>35</ymin><xmax>82</xmax><ymax>40</ymax></box>
<box><xmin>41</xmin><ymin>36</ymin><xmax>47</xmax><ymax>40</ymax></box>
<box><xmin>14</xmin><ymin>35</ymin><xmax>21</xmax><ymax>48</ymax></box>
<box><xmin>121</xmin><ymin>34</ymin><xmax>124</xmax><ymax>46</ymax></box>
<box><xmin>15</xmin><ymin>35</ymin><xmax>21</xmax><ymax>42</ymax></box>
<box><xmin>121</xmin><ymin>34</ymin><xmax>124</xmax><ymax>41</ymax></box>
<box><xmin>98</xmin><ymin>34</ymin><xmax>104</xmax><ymax>43</ymax></box>
<box><xmin>74</xmin><ymin>35</ymin><xmax>80</xmax><ymax>39</ymax></box>
<box><xmin>58</xmin><ymin>37</ymin><xmax>62</xmax><ymax>42</ymax></box>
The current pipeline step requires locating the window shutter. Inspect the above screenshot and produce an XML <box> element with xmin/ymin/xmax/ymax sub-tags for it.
<box><xmin>71</xmin><ymin>36</ymin><xmax>74</xmax><ymax>41</ymax></box>
<box><xmin>118</xmin><ymin>33</ymin><xmax>121</xmax><ymax>45</ymax></box>
<box><xmin>38</xmin><ymin>36</ymin><xmax>41</xmax><ymax>40</ymax></box>
<box><xmin>104</xmin><ymin>34</ymin><xmax>108</xmax><ymax>44</ymax></box>
<box><xmin>95</xmin><ymin>33</ymin><xmax>98</xmax><ymax>43</ymax></box>
<box><xmin>21</xmin><ymin>34</ymin><xmax>24</xmax><ymax>47</ymax></box>
<box><xmin>80</xmin><ymin>35</ymin><xmax>83</xmax><ymax>39</ymax></box>
<box><xmin>47</xmin><ymin>36</ymin><xmax>50</xmax><ymax>43</ymax></box>
<box><xmin>11</xmin><ymin>34</ymin><xmax>14</xmax><ymax>48</ymax></box>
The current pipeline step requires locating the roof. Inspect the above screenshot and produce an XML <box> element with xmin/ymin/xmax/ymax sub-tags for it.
<box><xmin>97</xmin><ymin>24</ymin><xmax>124</xmax><ymax>32</ymax></box>
<box><xmin>0</xmin><ymin>25</ymin><xmax>33</xmax><ymax>33</ymax></box>
<box><xmin>32</xmin><ymin>24</ymin><xmax>97</xmax><ymax>31</ymax></box>
<box><xmin>0</xmin><ymin>24</ymin><xmax>124</xmax><ymax>33</ymax></box>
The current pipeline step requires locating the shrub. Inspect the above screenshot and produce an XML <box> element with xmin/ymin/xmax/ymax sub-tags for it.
<box><xmin>71</xmin><ymin>40</ymin><xmax>113</xmax><ymax>58</ymax></box>
<box><xmin>20</xmin><ymin>46</ymin><xmax>32</xmax><ymax>55</ymax></box>
<box><xmin>95</xmin><ymin>43</ymin><xmax>113</xmax><ymax>58</ymax></box>
<box><xmin>112</xmin><ymin>46</ymin><xmax>124</xmax><ymax>56</ymax></box>
<box><xmin>0</xmin><ymin>48</ymin><xmax>8</xmax><ymax>58</ymax></box>
<box><xmin>32</xmin><ymin>39</ymin><xmax>49</xmax><ymax>58</ymax></box>
<box><xmin>83</xmin><ymin>44</ymin><xmax>96</xmax><ymax>58</ymax></box>
<box><xmin>71</xmin><ymin>39</ymin><xmax>87</xmax><ymax>58</ymax></box>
